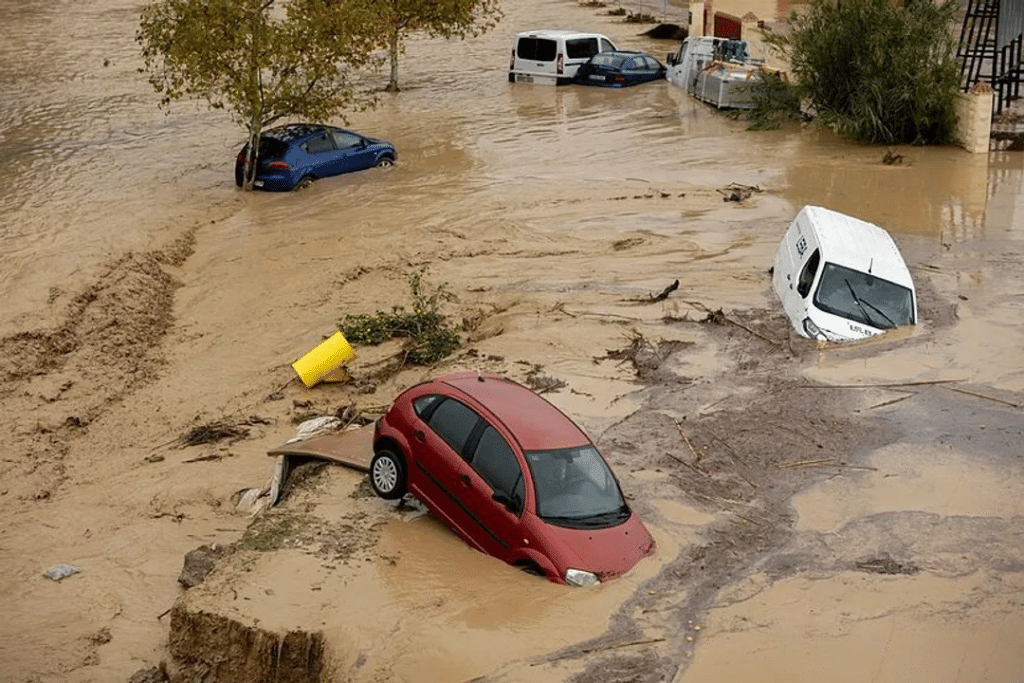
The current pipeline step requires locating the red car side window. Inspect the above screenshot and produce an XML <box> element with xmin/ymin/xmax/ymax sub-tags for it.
<box><xmin>426</xmin><ymin>398</ymin><xmax>480</xmax><ymax>458</ymax></box>
<box><xmin>470</xmin><ymin>426</ymin><xmax>525</xmax><ymax>513</ymax></box>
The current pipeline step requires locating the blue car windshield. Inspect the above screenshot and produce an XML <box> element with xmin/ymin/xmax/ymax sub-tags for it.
<box><xmin>814</xmin><ymin>262</ymin><xmax>915</xmax><ymax>329</ymax></box>
<box><xmin>524</xmin><ymin>445</ymin><xmax>628</xmax><ymax>528</ymax></box>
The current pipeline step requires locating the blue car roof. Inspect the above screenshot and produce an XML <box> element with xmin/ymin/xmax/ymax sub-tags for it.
<box><xmin>262</xmin><ymin>124</ymin><xmax>331</xmax><ymax>142</ymax></box>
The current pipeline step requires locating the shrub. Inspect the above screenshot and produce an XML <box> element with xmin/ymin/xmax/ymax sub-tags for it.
<box><xmin>338</xmin><ymin>269</ymin><xmax>461</xmax><ymax>366</ymax></box>
<box><xmin>765</xmin><ymin>0</ymin><xmax>961</xmax><ymax>144</ymax></box>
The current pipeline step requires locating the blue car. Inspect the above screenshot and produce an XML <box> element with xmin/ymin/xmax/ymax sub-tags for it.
<box><xmin>235</xmin><ymin>123</ymin><xmax>396</xmax><ymax>191</ymax></box>
<box><xmin>573</xmin><ymin>51</ymin><xmax>667</xmax><ymax>88</ymax></box>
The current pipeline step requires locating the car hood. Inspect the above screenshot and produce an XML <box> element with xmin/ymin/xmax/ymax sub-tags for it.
<box><xmin>531</xmin><ymin>512</ymin><xmax>655</xmax><ymax>582</ymax></box>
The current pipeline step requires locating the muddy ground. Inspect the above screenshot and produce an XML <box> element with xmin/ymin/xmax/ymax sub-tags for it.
<box><xmin>3</xmin><ymin>0</ymin><xmax>1024</xmax><ymax>681</ymax></box>
<box><xmin>4</xmin><ymin>166</ymin><xmax>1024</xmax><ymax>683</ymax></box>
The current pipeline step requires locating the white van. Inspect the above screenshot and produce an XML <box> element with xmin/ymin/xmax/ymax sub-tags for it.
<box><xmin>772</xmin><ymin>206</ymin><xmax>917</xmax><ymax>342</ymax></box>
<box><xmin>509</xmin><ymin>30</ymin><xmax>619</xmax><ymax>85</ymax></box>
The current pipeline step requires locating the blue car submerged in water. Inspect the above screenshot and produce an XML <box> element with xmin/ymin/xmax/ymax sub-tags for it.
<box><xmin>573</xmin><ymin>51</ymin><xmax>666</xmax><ymax>88</ymax></box>
<box><xmin>235</xmin><ymin>123</ymin><xmax>396</xmax><ymax>191</ymax></box>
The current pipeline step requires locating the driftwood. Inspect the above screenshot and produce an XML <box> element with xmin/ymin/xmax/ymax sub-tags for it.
<box><xmin>632</xmin><ymin>279</ymin><xmax>679</xmax><ymax>304</ymax></box>
<box><xmin>865</xmin><ymin>393</ymin><xmax>915</xmax><ymax>410</ymax></box>
<box><xmin>673</xmin><ymin>419</ymin><xmax>702</xmax><ymax>464</ymax></box>
<box><xmin>681</xmin><ymin>299</ymin><xmax>782</xmax><ymax>347</ymax></box>
<box><xmin>778</xmin><ymin>458</ymin><xmax>878</xmax><ymax>471</ymax></box>
<box><xmin>942</xmin><ymin>385</ymin><xmax>1022</xmax><ymax>409</ymax></box>
<box><xmin>795</xmin><ymin>379</ymin><xmax>963</xmax><ymax>389</ymax></box>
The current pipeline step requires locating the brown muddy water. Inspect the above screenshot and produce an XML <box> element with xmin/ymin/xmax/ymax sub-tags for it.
<box><xmin>2</xmin><ymin>0</ymin><xmax>1024</xmax><ymax>682</ymax></box>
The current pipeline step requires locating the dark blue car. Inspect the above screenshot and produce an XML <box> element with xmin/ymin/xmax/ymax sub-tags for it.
<box><xmin>235</xmin><ymin>123</ymin><xmax>396</xmax><ymax>191</ymax></box>
<box><xmin>573</xmin><ymin>51</ymin><xmax>666</xmax><ymax>88</ymax></box>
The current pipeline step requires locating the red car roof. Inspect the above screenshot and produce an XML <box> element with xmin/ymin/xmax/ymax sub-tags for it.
<box><xmin>437</xmin><ymin>373</ymin><xmax>591</xmax><ymax>452</ymax></box>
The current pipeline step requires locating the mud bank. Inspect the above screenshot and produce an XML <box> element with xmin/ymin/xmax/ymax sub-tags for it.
<box><xmin>169</xmin><ymin>604</ymin><xmax>328</xmax><ymax>683</ymax></box>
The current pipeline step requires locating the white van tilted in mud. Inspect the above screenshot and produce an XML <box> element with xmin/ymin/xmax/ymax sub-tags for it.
<box><xmin>772</xmin><ymin>206</ymin><xmax>917</xmax><ymax>342</ymax></box>
<box><xmin>509</xmin><ymin>30</ymin><xmax>618</xmax><ymax>85</ymax></box>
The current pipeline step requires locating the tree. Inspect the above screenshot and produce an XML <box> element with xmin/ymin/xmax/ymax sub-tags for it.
<box><xmin>764</xmin><ymin>0</ymin><xmax>961</xmax><ymax>145</ymax></box>
<box><xmin>137</xmin><ymin>0</ymin><xmax>381</xmax><ymax>189</ymax></box>
<box><xmin>359</xmin><ymin>0</ymin><xmax>503</xmax><ymax>92</ymax></box>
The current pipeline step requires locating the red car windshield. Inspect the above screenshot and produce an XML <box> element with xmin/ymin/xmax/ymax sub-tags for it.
<box><xmin>524</xmin><ymin>445</ymin><xmax>629</xmax><ymax>528</ymax></box>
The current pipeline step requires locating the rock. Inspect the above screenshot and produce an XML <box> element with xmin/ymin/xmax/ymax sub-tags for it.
<box><xmin>178</xmin><ymin>544</ymin><xmax>227</xmax><ymax>588</ymax></box>
<box><xmin>43</xmin><ymin>563</ymin><xmax>81</xmax><ymax>581</ymax></box>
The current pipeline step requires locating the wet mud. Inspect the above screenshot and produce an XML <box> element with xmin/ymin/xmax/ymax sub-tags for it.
<box><xmin>3</xmin><ymin>0</ymin><xmax>1024</xmax><ymax>681</ymax></box>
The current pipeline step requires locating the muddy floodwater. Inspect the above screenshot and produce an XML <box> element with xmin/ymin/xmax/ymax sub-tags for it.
<box><xmin>2</xmin><ymin>0</ymin><xmax>1024</xmax><ymax>682</ymax></box>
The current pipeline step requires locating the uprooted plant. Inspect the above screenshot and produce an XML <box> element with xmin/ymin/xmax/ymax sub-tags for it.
<box><xmin>338</xmin><ymin>268</ymin><xmax>462</xmax><ymax>366</ymax></box>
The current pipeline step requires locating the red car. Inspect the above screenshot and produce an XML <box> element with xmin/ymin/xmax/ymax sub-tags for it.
<box><xmin>370</xmin><ymin>372</ymin><xmax>655</xmax><ymax>586</ymax></box>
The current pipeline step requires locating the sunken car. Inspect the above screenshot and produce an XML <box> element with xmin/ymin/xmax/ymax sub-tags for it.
<box><xmin>235</xmin><ymin>123</ymin><xmax>396</xmax><ymax>191</ymax></box>
<box><xmin>370</xmin><ymin>372</ymin><xmax>655</xmax><ymax>586</ymax></box>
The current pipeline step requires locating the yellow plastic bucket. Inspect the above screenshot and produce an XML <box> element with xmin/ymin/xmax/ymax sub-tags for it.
<box><xmin>292</xmin><ymin>331</ymin><xmax>356</xmax><ymax>388</ymax></box>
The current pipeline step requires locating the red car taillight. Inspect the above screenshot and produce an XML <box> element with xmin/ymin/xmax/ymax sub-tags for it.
<box><xmin>236</xmin><ymin>150</ymin><xmax>246</xmax><ymax>163</ymax></box>
<box><xmin>557</xmin><ymin>52</ymin><xmax>564</xmax><ymax>74</ymax></box>
<box><xmin>614</xmin><ymin>73</ymin><xmax>625</xmax><ymax>83</ymax></box>
<box><xmin>267</xmin><ymin>161</ymin><xmax>291</xmax><ymax>169</ymax></box>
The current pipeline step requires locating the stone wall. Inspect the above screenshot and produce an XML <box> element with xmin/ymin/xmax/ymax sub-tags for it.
<box><xmin>956</xmin><ymin>83</ymin><xmax>994</xmax><ymax>154</ymax></box>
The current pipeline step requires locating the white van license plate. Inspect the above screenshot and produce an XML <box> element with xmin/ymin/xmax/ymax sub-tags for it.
<box><xmin>516</xmin><ymin>74</ymin><xmax>534</xmax><ymax>83</ymax></box>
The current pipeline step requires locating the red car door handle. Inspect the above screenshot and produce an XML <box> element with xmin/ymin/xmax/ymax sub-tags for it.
<box><xmin>414</xmin><ymin>430</ymin><xmax>425</xmax><ymax>443</ymax></box>
<box><xmin>460</xmin><ymin>474</ymin><xmax>472</xmax><ymax>487</ymax></box>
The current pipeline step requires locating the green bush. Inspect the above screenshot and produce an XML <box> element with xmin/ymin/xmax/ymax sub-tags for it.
<box><xmin>739</xmin><ymin>71</ymin><xmax>804</xmax><ymax>130</ymax></box>
<box><xmin>765</xmin><ymin>0</ymin><xmax>961</xmax><ymax>144</ymax></box>
<box><xmin>339</xmin><ymin>269</ymin><xmax>461</xmax><ymax>366</ymax></box>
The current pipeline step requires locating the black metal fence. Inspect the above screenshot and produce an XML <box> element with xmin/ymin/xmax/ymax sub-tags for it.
<box><xmin>959</xmin><ymin>0</ymin><xmax>1024</xmax><ymax>114</ymax></box>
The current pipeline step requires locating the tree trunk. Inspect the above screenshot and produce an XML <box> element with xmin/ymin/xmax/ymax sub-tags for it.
<box><xmin>243</xmin><ymin>117</ymin><xmax>261</xmax><ymax>191</ymax></box>
<box><xmin>386</xmin><ymin>25</ymin><xmax>400</xmax><ymax>92</ymax></box>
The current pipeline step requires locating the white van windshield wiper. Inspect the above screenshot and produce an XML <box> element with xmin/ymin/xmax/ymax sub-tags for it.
<box><xmin>845</xmin><ymin>279</ymin><xmax>896</xmax><ymax>329</ymax></box>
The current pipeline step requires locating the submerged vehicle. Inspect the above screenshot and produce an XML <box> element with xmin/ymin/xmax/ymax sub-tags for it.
<box><xmin>666</xmin><ymin>35</ymin><xmax>781</xmax><ymax>109</ymax></box>
<box><xmin>573</xmin><ymin>50</ymin><xmax>666</xmax><ymax>87</ymax></box>
<box><xmin>370</xmin><ymin>372</ymin><xmax>655</xmax><ymax>586</ymax></box>
<box><xmin>234</xmin><ymin>123</ymin><xmax>395</xmax><ymax>191</ymax></box>
<box><xmin>772</xmin><ymin>206</ymin><xmax>917</xmax><ymax>342</ymax></box>
<box><xmin>509</xmin><ymin>30</ymin><xmax>619</xmax><ymax>85</ymax></box>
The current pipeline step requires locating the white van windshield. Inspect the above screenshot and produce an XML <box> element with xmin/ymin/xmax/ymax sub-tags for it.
<box><xmin>814</xmin><ymin>262</ymin><xmax>915</xmax><ymax>329</ymax></box>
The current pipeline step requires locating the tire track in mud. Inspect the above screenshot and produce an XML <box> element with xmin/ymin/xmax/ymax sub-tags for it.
<box><xmin>0</xmin><ymin>225</ymin><xmax>199</xmax><ymax>500</ymax></box>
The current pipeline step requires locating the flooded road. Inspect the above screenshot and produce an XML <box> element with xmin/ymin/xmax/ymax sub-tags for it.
<box><xmin>2</xmin><ymin>0</ymin><xmax>1023</xmax><ymax>682</ymax></box>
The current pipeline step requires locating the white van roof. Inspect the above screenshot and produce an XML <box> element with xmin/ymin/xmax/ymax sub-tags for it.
<box><xmin>800</xmin><ymin>206</ymin><xmax>914</xmax><ymax>289</ymax></box>
<box><xmin>515</xmin><ymin>29</ymin><xmax>609</xmax><ymax>38</ymax></box>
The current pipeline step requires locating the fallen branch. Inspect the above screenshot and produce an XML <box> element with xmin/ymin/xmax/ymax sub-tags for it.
<box><xmin>673</xmin><ymin>419</ymin><xmax>702</xmax><ymax>464</ymax></box>
<box><xmin>941</xmin><ymin>385</ymin><xmax>1022</xmax><ymax>409</ymax></box>
<box><xmin>795</xmin><ymin>379</ymin><xmax>963</xmax><ymax>389</ymax></box>
<box><xmin>778</xmin><ymin>458</ymin><xmax>878</xmax><ymax>472</ymax></box>
<box><xmin>182</xmin><ymin>454</ymin><xmax>224</xmax><ymax>464</ymax></box>
<box><xmin>664</xmin><ymin>449</ymin><xmax>708</xmax><ymax>477</ymax></box>
<box><xmin>702</xmin><ymin>426</ymin><xmax>757</xmax><ymax>489</ymax></box>
<box><xmin>864</xmin><ymin>393</ymin><xmax>915</xmax><ymax>410</ymax></box>
<box><xmin>631</xmin><ymin>279</ymin><xmax>679</xmax><ymax>304</ymax></box>
<box><xmin>778</xmin><ymin>458</ymin><xmax>834</xmax><ymax>469</ymax></box>
<box><xmin>680</xmin><ymin>299</ymin><xmax>781</xmax><ymax>347</ymax></box>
